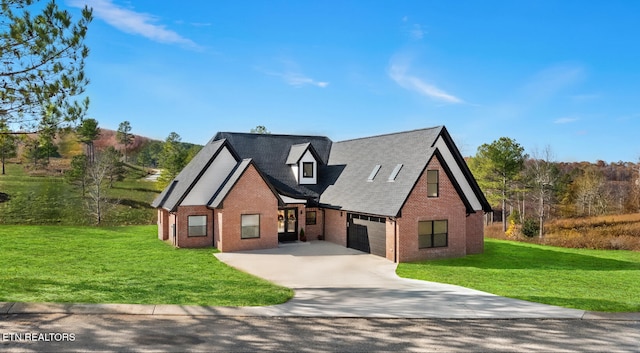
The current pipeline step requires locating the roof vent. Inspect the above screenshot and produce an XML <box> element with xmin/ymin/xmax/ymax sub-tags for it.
<box><xmin>367</xmin><ymin>165</ymin><xmax>381</xmax><ymax>182</ymax></box>
<box><xmin>388</xmin><ymin>164</ymin><xmax>403</xmax><ymax>182</ymax></box>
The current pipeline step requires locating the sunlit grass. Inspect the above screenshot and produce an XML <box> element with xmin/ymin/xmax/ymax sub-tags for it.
<box><xmin>0</xmin><ymin>162</ymin><xmax>158</xmax><ymax>225</ymax></box>
<box><xmin>397</xmin><ymin>238</ymin><xmax>640</xmax><ymax>312</ymax></box>
<box><xmin>0</xmin><ymin>225</ymin><xmax>293</xmax><ymax>306</ymax></box>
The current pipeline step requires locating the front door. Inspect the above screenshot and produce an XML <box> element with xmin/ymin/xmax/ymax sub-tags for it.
<box><xmin>278</xmin><ymin>208</ymin><xmax>298</xmax><ymax>242</ymax></box>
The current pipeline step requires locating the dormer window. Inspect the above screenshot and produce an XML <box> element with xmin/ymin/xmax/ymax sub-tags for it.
<box><xmin>303</xmin><ymin>162</ymin><xmax>314</xmax><ymax>178</ymax></box>
<box><xmin>286</xmin><ymin>142</ymin><xmax>321</xmax><ymax>185</ymax></box>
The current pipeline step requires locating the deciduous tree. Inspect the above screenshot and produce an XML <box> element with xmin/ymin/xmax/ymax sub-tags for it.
<box><xmin>250</xmin><ymin>125</ymin><xmax>270</xmax><ymax>134</ymax></box>
<box><xmin>525</xmin><ymin>146</ymin><xmax>560</xmax><ymax>238</ymax></box>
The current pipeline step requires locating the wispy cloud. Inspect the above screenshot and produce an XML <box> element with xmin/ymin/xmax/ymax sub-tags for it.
<box><xmin>410</xmin><ymin>24</ymin><xmax>425</xmax><ymax>40</ymax></box>
<box><xmin>402</xmin><ymin>16</ymin><xmax>425</xmax><ymax>40</ymax></box>
<box><xmin>554</xmin><ymin>117</ymin><xmax>579</xmax><ymax>124</ymax></box>
<box><xmin>523</xmin><ymin>64</ymin><xmax>585</xmax><ymax>101</ymax></box>
<box><xmin>67</xmin><ymin>0</ymin><xmax>200</xmax><ymax>49</ymax></box>
<box><xmin>388</xmin><ymin>56</ymin><xmax>463</xmax><ymax>104</ymax></box>
<box><xmin>259</xmin><ymin>59</ymin><xmax>329</xmax><ymax>88</ymax></box>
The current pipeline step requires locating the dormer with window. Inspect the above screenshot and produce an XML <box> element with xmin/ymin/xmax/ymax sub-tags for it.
<box><xmin>286</xmin><ymin>142</ymin><xmax>321</xmax><ymax>185</ymax></box>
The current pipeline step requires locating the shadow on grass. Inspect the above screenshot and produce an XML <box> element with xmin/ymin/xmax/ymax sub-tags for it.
<box><xmin>426</xmin><ymin>241</ymin><xmax>640</xmax><ymax>271</ymax></box>
<box><xmin>111</xmin><ymin>198</ymin><xmax>154</xmax><ymax>209</ymax></box>
<box><xmin>111</xmin><ymin>185</ymin><xmax>160</xmax><ymax>193</ymax></box>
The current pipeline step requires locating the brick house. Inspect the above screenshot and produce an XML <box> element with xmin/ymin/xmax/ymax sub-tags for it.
<box><xmin>151</xmin><ymin>126</ymin><xmax>491</xmax><ymax>262</ymax></box>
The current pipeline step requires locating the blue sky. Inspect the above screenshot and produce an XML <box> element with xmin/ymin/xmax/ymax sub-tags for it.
<box><xmin>64</xmin><ymin>0</ymin><xmax>640</xmax><ymax>162</ymax></box>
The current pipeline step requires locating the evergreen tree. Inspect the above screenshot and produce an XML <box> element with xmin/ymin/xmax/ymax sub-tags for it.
<box><xmin>76</xmin><ymin>118</ymin><xmax>100</xmax><ymax>163</ymax></box>
<box><xmin>469</xmin><ymin>137</ymin><xmax>527</xmax><ymax>232</ymax></box>
<box><xmin>158</xmin><ymin>132</ymin><xmax>186</xmax><ymax>188</ymax></box>
<box><xmin>0</xmin><ymin>0</ymin><xmax>92</xmax><ymax>132</ymax></box>
<box><xmin>116</xmin><ymin>121</ymin><xmax>133</xmax><ymax>163</ymax></box>
<box><xmin>0</xmin><ymin>120</ymin><xmax>17</xmax><ymax>174</ymax></box>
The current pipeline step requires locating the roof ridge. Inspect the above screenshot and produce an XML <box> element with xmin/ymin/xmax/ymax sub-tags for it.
<box><xmin>336</xmin><ymin>126</ymin><xmax>443</xmax><ymax>143</ymax></box>
<box><xmin>216</xmin><ymin>131</ymin><xmax>331</xmax><ymax>139</ymax></box>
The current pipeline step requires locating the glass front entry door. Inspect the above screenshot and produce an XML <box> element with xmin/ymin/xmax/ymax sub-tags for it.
<box><xmin>278</xmin><ymin>208</ymin><xmax>298</xmax><ymax>242</ymax></box>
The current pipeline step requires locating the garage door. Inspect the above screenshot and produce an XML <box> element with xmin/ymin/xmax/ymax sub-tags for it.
<box><xmin>347</xmin><ymin>213</ymin><xmax>386</xmax><ymax>257</ymax></box>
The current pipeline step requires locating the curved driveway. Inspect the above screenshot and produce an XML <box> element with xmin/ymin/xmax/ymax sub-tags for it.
<box><xmin>215</xmin><ymin>241</ymin><xmax>586</xmax><ymax>319</ymax></box>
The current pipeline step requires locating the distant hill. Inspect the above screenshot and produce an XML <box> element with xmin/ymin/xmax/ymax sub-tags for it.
<box><xmin>92</xmin><ymin>128</ymin><xmax>156</xmax><ymax>155</ymax></box>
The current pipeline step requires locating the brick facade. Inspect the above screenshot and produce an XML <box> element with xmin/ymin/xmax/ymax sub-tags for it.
<box><xmin>214</xmin><ymin>164</ymin><xmax>279</xmax><ymax>252</ymax></box>
<box><xmin>303</xmin><ymin>207</ymin><xmax>324</xmax><ymax>240</ymax></box>
<box><xmin>324</xmin><ymin>208</ymin><xmax>347</xmax><ymax>246</ymax></box>
<box><xmin>465</xmin><ymin>211</ymin><xmax>484</xmax><ymax>254</ymax></box>
<box><xmin>175</xmin><ymin>205</ymin><xmax>214</xmax><ymax>248</ymax></box>
<box><xmin>395</xmin><ymin>155</ymin><xmax>468</xmax><ymax>262</ymax></box>
<box><xmin>157</xmin><ymin>208</ymin><xmax>170</xmax><ymax>241</ymax></box>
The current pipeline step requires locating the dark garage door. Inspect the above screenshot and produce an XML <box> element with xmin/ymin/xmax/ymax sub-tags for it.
<box><xmin>347</xmin><ymin>213</ymin><xmax>386</xmax><ymax>257</ymax></box>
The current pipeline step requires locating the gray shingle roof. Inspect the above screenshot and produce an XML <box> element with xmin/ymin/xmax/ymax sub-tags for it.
<box><xmin>153</xmin><ymin>127</ymin><xmax>490</xmax><ymax>217</ymax></box>
<box><xmin>319</xmin><ymin>126</ymin><xmax>443</xmax><ymax>217</ymax></box>
<box><xmin>212</xmin><ymin>132</ymin><xmax>332</xmax><ymax>200</ymax></box>
<box><xmin>151</xmin><ymin>139</ymin><xmax>233</xmax><ymax>211</ymax></box>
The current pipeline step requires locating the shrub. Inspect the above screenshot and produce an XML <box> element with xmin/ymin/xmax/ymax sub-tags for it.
<box><xmin>522</xmin><ymin>218</ymin><xmax>540</xmax><ymax>238</ymax></box>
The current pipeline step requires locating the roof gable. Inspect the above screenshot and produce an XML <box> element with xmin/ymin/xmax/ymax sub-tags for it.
<box><xmin>319</xmin><ymin>126</ymin><xmax>491</xmax><ymax>216</ymax></box>
<box><xmin>212</xmin><ymin>132</ymin><xmax>332</xmax><ymax>199</ymax></box>
<box><xmin>150</xmin><ymin>139</ymin><xmax>239</xmax><ymax>211</ymax></box>
<box><xmin>208</xmin><ymin>159</ymin><xmax>283</xmax><ymax>208</ymax></box>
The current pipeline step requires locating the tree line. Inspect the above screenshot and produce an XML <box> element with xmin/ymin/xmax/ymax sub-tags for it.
<box><xmin>468</xmin><ymin>137</ymin><xmax>640</xmax><ymax>237</ymax></box>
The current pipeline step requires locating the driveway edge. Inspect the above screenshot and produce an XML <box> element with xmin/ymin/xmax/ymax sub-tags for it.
<box><xmin>2</xmin><ymin>302</ymin><xmax>638</xmax><ymax>321</ymax></box>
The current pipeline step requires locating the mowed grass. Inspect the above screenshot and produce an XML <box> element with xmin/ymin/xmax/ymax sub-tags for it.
<box><xmin>397</xmin><ymin>239</ymin><xmax>640</xmax><ymax>312</ymax></box>
<box><xmin>0</xmin><ymin>225</ymin><xmax>293</xmax><ymax>306</ymax></box>
<box><xmin>0</xmin><ymin>162</ymin><xmax>158</xmax><ymax>225</ymax></box>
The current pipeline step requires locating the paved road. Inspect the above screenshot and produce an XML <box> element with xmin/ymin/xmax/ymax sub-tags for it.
<box><xmin>1</xmin><ymin>314</ymin><xmax>639</xmax><ymax>352</ymax></box>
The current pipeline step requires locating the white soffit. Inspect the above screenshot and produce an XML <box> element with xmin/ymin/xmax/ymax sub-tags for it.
<box><xmin>434</xmin><ymin>136</ymin><xmax>483</xmax><ymax>211</ymax></box>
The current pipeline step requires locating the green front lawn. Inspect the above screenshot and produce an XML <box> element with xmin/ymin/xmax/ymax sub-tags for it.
<box><xmin>397</xmin><ymin>238</ymin><xmax>640</xmax><ymax>312</ymax></box>
<box><xmin>0</xmin><ymin>225</ymin><xmax>293</xmax><ymax>306</ymax></box>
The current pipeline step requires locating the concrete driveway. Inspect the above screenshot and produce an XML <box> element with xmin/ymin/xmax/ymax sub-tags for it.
<box><xmin>214</xmin><ymin>241</ymin><xmax>587</xmax><ymax>319</ymax></box>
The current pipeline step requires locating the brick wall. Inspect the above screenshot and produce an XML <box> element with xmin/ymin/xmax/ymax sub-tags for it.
<box><xmin>157</xmin><ymin>208</ymin><xmax>169</xmax><ymax>241</ymax></box>
<box><xmin>324</xmin><ymin>208</ymin><xmax>346</xmax><ymax>246</ymax></box>
<box><xmin>216</xmin><ymin>164</ymin><xmax>279</xmax><ymax>252</ymax></box>
<box><xmin>465</xmin><ymin>211</ymin><xmax>484</xmax><ymax>254</ymax></box>
<box><xmin>385</xmin><ymin>218</ymin><xmax>398</xmax><ymax>261</ymax></box>
<box><xmin>303</xmin><ymin>207</ymin><xmax>324</xmax><ymax>240</ymax></box>
<box><xmin>175</xmin><ymin>205</ymin><xmax>214</xmax><ymax>248</ymax></box>
<box><xmin>396</xmin><ymin>155</ymin><xmax>467</xmax><ymax>262</ymax></box>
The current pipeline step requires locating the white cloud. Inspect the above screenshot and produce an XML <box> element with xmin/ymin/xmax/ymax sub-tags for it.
<box><xmin>259</xmin><ymin>58</ymin><xmax>329</xmax><ymax>88</ymax></box>
<box><xmin>554</xmin><ymin>117</ymin><xmax>579</xmax><ymax>124</ymax></box>
<box><xmin>266</xmin><ymin>70</ymin><xmax>329</xmax><ymax>88</ymax></box>
<box><xmin>388</xmin><ymin>57</ymin><xmax>463</xmax><ymax>104</ymax></box>
<box><xmin>410</xmin><ymin>24</ymin><xmax>425</xmax><ymax>40</ymax></box>
<box><xmin>67</xmin><ymin>0</ymin><xmax>199</xmax><ymax>49</ymax></box>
